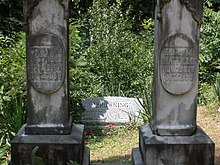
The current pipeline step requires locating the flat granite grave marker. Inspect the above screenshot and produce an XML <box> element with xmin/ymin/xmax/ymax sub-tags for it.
<box><xmin>81</xmin><ymin>97</ymin><xmax>143</xmax><ymax>127</ymax></box>
<box><xmin>11</xmin><ymin>0</ymin><xmax>89</xmax><ymax>164</ymax></box>
<box><xmin>132</xmin><ymin>0</ymin><xmax>215</xmax><ymax>165</ymax></box>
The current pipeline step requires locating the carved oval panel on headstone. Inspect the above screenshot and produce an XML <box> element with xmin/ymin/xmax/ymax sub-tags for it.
<box><xmin>160</xmin><ymin>33</ymin><xmax>197</xmax><ymax>95</ymax></box>
<box><xmin>28</xmin><ymin>33</ymin><xmax>65</xmax><ymax>93</ymax></box>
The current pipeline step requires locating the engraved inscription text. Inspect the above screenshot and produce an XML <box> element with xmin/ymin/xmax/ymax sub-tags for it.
<box><xmin>28</xmin><ymin>34</ymin><xmax>65</xmax><ymax>93</ymax></box>
<box><xmin>29</xmin><ymin>46</ymin><xmax>62</xmax><ymax>81</ymax></box>
<box><xmin>161</xmin><ymin>47</ymin><xmax>195</xmax><ymax>82</ymax></box>
<box><xmin>160</xmin><ymin>34</ymin><xmax>197</xmax><ymax>95</ymax></box>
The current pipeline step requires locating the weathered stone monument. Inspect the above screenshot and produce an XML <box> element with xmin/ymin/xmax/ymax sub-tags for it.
<box><xmin>11</xmin><ymin>0</ymin><xmax>89</xmax><ymax>164</ymax></box>
<box><xmin>132</xmin><ymin>0</ymin><xmax>215</xmax><ymax>164</ymax></box>
<box><xmin>81</xmin><ymin>97</ymin><xmax>143</xmax><ymax>128</ymax></box>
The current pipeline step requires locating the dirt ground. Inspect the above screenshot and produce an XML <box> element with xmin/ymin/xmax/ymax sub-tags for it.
<box><xmin>197</xmin><ymin>106</ymin><xmax>220</xmax><ymax>165</ymax></box>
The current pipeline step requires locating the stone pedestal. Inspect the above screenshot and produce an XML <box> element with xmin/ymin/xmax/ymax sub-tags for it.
<box><xmin>132</xmin><ymin>124</ymin><xmax>215</xmax><ymax>165</ymax></box>
<box><xmin>23</xmin><ymin>0</ymin><xmax>72</xmax><ymax>135</ymax></box>
<box><xmin>11</xmin><ymin>124</ymin><xmax>90</xmax><ymax>165</ymax></box>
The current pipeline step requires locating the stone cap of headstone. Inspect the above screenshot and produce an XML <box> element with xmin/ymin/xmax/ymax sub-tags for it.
<box><xmin>81</xmin><ymin>96</ymin><xmax>143</xmax><ymax>128</ymax></box>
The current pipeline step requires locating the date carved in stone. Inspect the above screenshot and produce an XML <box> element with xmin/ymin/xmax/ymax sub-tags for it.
<box><xmin>28</xmin><ymin>33</ymin><xmax>65</xmax><ymax>93</ymax></box>
<box><xmin>160</xmin><ymin>33</ymin><xmax>197</xmax><ymax>95</ymax></box>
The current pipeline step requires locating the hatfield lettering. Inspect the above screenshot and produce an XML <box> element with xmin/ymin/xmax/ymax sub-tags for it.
<box><xmin>161</xmin><ymin>47</ymin><xmax>195</xmax><ymax>82</ymax></box>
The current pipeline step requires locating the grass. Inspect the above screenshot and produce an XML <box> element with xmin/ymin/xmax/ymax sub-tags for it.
<box><xmin>0</xmin><ymin>104</ymin><xmax>219</xmax><ymax>164</ymax></box>
<box><xmin>85</xmin><ymin>123</ymin><xmax>140</xmax><ymax>163</ymax></box>
<box><xmin>197</xmin><ymin>105</ymin><xmax>220</xmax><ymax>165</ymax></box>
<box><xmin>86</xmin><ymin>105</ymin><xmax>220</xmax><ymax>165</ymax></box>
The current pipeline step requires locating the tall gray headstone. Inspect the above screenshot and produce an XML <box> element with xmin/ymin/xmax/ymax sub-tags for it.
<box><xmin>132</xmin><ymin>1</ymin><xmax>215</xmax><ymax>165</ymax></box>
<box><xmin>11</xmin><ymin>0</ymin><xmax>90</xmax><ymax>164</ymax></box>
<box><xmin>151</xmin><ymin>0</ymin><xmax>203</xmax><ymax>136</ymax></box>
<box><xmin>24</xmin><ymin>0</ymin><xmax>71</xmax><ymax>135</ymax></box>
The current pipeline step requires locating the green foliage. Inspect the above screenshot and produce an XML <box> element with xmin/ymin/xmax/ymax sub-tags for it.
<box><xmin>85</xmin><ymin>123</ymin><xmax>138</xmax><ymax>144</ymax></box>
<box><xmin>0</xmin><ymin>0</ymin><xmax>219</xmax><ymax>163</ymax></box>
<box><xmin>69</xmin><ymin>19</ymin><xmax>101</xmax><ymax>122</ymax></box>
<box><xmin>200</xmin><ymin>5</ymin><xmax>220</xmax><ymax>83</ymax></box>
<box><xmin>86</xmin><ymin>0</ymin><xmax>154</xmax><ymax>97</ymax></box>
<box><xmin>0</xmin><ymin>32</ymin><xmax>26</xmax><ymax>106</ymax></box>
<box><xmin>31</xmin><ymin>146</ymin><xmax>80</xmax><ymax>165</ymax></box>
<box><xmin>0</xmin><ymin>144</ymin><xmax>10</xmax><ymax>165</ymax></box>
<box><xmin>69</xmin><ymin>0</ymin><xmax>154</xmax><ymax>121</ymax></box>
<box><xmin>197</xmin><ymin>0</ymin><xmax>220</xmax><ymax>106</ymax></box>
<box><xmin>213</xmin><ymin>74</ymin><xmax>220</xmax><ymax>104</ymax></box>
<box><xmin>138</xmin><ymin>88</ymin><xmax>152</xmax><ymax>123</ymax></box>
<box><xmin>32</xmin><ymin>146</ymin><xmax>45</xmax><ymax>165</ymax></box>
<box><xmin>198</xmin><ymin>83</ymin><xmax>216</xmax><ymax>106</ymax></box>
<box><xmin>69</xmin><ymin>0</ymin><xmax>154</xmax><ymax>31</ymax></box>
<box><xmin>0</xmin><ymin>0</ymin><xmax>23</xmax><ymax>41</ymax></box>
<box><xmin>86</xmin><ymin>123</ymin><xmax>139</xmax><ymax>163</ymax></box>
<box><xmin>119</xmin><ymin>0</ymin><xmax>154</xmax><ymax>31</ymax></box>
<box><xmin>0</xmin><ymin>97</ymin><xmax>25</xmax><ymax>144</ymax></box>
<box><xmin>0</xmin><ymin>97</ymin><xmax>26</xmax><ymax>165</ymax></box>
<box><xmin>0</xmin><ymin>32</ymin><xmax>26</xmax><ymax>164</ymax></box>
<box><xmin>67</xmin><ymin>160</ymin><xmax>79</xmax><ymax>165</ymax></box>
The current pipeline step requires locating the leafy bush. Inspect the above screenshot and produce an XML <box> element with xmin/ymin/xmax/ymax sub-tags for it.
<box><xmin>0</xmin><ymin>32</ymin><xmax>26</xmax><ymax>164</ymax></box>
<box><xmin>200</xmin><ymin>4</ymin><xmax>220</xmax><ymax>83</ymax></box>
<box><xmin>0</xmin><ymin>97</ymin><xmax>26</xmax><ymax>165</ymax></box>
<box><xmin>69</xmin><ymin>0</ymin><xmax>154</xmax><ymax>121</ymax></box>
<box><xmin>198</xmin><ymin>83</ymin><xmax>216</xmax><ymax>106</ymax></box>
<box><xmin>213</xmin><ymin>74</ymin><xmax>220</xmax><ymax>104</ymax></box>
<box><xmin>0</xmin><ymin>32</ymin><xmax>26</xmax><ymax>109</ymax></box>
<box><xmin>198</xmin><ymin>3</ymin><xmax>220</xmax><ymax>106</ymax></box>
<box><xmin>69</xmin><ymin>19</ymin><xmax>103</xmax><ymax>122</ymax></box>
<box><xmin>138</xmin><ymin>88</ymin><xmax>152</xmax><ymax>123</ymax></box>
<box><xmin>86</xmin><ymin>0</ymin><xmax>154</xmax><ymax>97</ymax></box>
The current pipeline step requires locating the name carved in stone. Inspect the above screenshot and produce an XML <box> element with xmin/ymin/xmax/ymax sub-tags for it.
<box><xmin>81</xmin><ymin>97</ymin><xmax>143</xmax><ymax>124</ymax></box>
<box><xmin>160</xmin><ymin>34</ymin><xmax>197</xmax><ymax>95</ymax></box>
<box><xmin>28</xmin><ymin>33</ymin><xmax>65</xmax><ymax>93</ymax></box>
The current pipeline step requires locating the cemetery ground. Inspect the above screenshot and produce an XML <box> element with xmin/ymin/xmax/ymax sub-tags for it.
<box><xmin>86</xmin><ymin>105</ymin><xmax>220</xmax><ymax>165</ymax></box>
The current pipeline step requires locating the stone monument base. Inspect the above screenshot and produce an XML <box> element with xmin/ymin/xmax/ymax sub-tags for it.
<box><xmin>25</xmin><ymin>117</ymin><xmax>73</xmax><ymax>135</ymax></box>
<box><xmin>132</xmin><ymin>124</ymin><xmax>215</xmax><ymax>165</ymax></box>
<box><xmin>11</xmin><ymin>124</ymin><xmax>90</xmax><ymax>165</ymax></box>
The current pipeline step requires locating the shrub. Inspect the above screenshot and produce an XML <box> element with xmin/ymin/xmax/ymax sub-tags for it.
<box><xmin>69</xmin><ymin>0</ymin><xmax>154</xmax><ymax>121</ymax></box>
<box><xmin>213</xmin><ymin>74</ymin><xmax>220</xmax><ymax>104</ymax></box>
<box><xmin>86</xmin><ymin>0</ymin><xmax>154</xmax><ymax>97</ymax></box>
<box><xmin>0</xmin><ymin>32</ymin><xmax>26</xmax><ymax>110</ymax></box>
<box><xmin>200</xmin><ymin>5</ymin><xmax>220</xmax><ymax>84</ymax></box>
<box><xmin>0</xmin><ymin>97</ymin><xmax>26</xmax><ymax>165</ymax></box>
<box><xmin>0</xmin><ymin>32</ymin><xmax>26</xmax><ymax>164</ymax></box>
